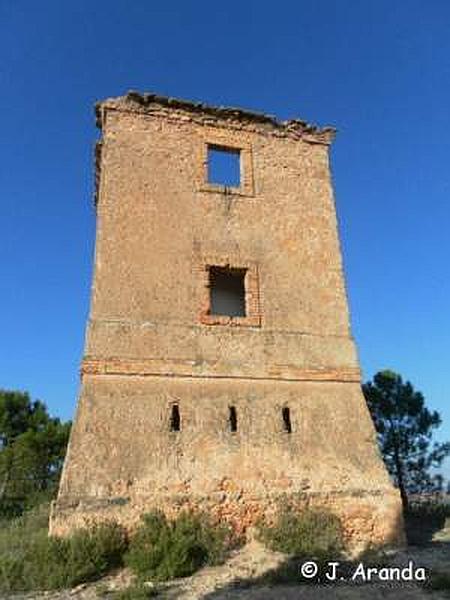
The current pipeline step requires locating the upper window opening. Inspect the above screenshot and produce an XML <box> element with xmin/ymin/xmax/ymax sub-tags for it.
<box><xmin>170</xmin><ymin>404</ymin><xmax>181</xmax><ymax>432</ymax></box>
<box><xmin>207</xmin><ymin>145</ymin><xmax>241</xmax><ymax>187</ymax></box>
<box><xmin>282</xmin><ymin>407</ymin><xmax>292</xmax><ymax>434</ymax></box>
<box><xmin>209</xmin><ymin>266</ymin><xmax>246</xmax><ymax>317</ymax></box>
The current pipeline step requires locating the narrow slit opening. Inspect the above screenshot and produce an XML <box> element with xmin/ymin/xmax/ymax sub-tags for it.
<box><xmin>282</xmin><ymin>406</ymin><xmax>292</xmax><ymax>433</ymax></box>
<box><xmin>170</xmin><ymin>404</ymin><xmax>181</xmax><ymax>432</ymax></box>
<box><xmin>229</xmin><ymin>406</ymin><xmax>237</xmax><ymax>432</ymax></box>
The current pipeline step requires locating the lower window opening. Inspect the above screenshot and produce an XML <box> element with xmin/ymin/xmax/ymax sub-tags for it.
<box><xmin>209</xmin><ymin>266</ymin><xmax>246</xmax><ymax>317</ymax></box>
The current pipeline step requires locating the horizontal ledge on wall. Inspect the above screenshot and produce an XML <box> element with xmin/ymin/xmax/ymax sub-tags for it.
<box><xmin>81</xmin><ymin>358</ymin><xmax>361</xmax><ymax>383</ymax></box>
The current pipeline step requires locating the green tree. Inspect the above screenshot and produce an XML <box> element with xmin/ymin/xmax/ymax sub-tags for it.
<box><xmin>0</xmin><ymin>389</ymin><xmax>71</xmax><ymax>517</ymax></box>
<box><xmin>363</xmin><ymin>370</ymin><xmax>450</xmax><ymax>510</ymax></box>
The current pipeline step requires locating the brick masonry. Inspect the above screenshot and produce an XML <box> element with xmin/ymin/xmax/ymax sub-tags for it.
<box><xmin>50</xmin><ymin>92</ymin><xmax>405</xmax><ymax>551</ymax></box>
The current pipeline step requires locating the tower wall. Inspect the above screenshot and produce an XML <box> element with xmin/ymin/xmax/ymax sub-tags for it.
<box><xmin>51</xmin><ymin>94</ymin><xmax>404</xmax><ymax>550</ymax></box>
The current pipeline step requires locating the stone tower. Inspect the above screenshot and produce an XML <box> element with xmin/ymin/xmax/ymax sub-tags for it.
<box><xmin>51</xmin><ymin>92</ymin><xmax>404</xmax><ymax>549</ymax></box>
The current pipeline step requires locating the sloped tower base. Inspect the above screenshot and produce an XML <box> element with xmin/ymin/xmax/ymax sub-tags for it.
<box><xmin>52</xmin><ymin>376</ymin><xmax>404</xmax><ymax>550</ymax></box>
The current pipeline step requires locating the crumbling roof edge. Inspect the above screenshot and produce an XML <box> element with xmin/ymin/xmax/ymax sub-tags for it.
<box><xmin>95</xmin><ymin>91</ymin><xmax>336</xmax><ymax>142</ymax></box>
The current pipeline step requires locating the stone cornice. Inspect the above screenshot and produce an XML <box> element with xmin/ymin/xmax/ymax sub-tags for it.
<box><xmin>95</xmin><ymin>91</ymin><xmax>336</xmax><ymax>145</ymax></box>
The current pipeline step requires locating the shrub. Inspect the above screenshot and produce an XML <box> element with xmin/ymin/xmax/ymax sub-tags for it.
<box><xmin>405</xmin><ymin>500</ymin><xmax>450</xmax><ymax>545</ymax></box>
<box><xmin>424</xmin><ymin>571</ymin><xmax>450</xmax><ymax>596</ymax></box>
<box><xmin>114</xmin><ymin>582</ymin><xmax>159</xmax><ymax>599</ymax></box>
<box><xmin>125</xmin><ymin>510</ymin><xmax>237</xmax><ymax>581</ymax></box>
<box><xmin>0</xmin><ymin>503</ymin><xmax>127</xmax><ymax>592</ymax></box>
<box><xmin>406</xmin><ymin>499</ymin><xmax>450</xmax><ymax>521</ymax></box>
<box><xmin>257</xmin><ymin>506</ymin><xmax>344</xmax><ymax>559</ymax></box>
<box><xmin>0</xmin><ymin>556</ymin><xmax>24</xmax><ymax>591</ymax></box>
<box><xmin>0</xmin><ymin>501</ymin><xmax>53</xmax><ymax>590</ymax></box>
<box><xmin>0</xmin><ymin>500</ymin><xmax>50</xmax><ymax>548</ymax></box>
<box><xmin>61</xmin><ymin>521</ymin><xmax>128</xmax><ymax>586</ymax></box>
<box><xmin>0</xmin><ymin>503</ymin><xmax>238</xmax><ymax>591</ymax></box>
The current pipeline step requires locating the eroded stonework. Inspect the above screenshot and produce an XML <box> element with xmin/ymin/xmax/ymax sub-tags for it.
<box><xmin>51</xmin><ymin>92</ymin><xmax>405</xmax><ymax>550</ymax></box>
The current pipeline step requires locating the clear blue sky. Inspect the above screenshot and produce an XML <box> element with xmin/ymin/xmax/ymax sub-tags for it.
<box><xmin>1</xmin><ymin>1</ymin><xmax>449</xmax><ymax>476</ymax></box>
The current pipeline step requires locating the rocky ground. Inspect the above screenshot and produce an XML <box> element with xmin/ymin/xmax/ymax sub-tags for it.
<box><xmin>9</xmin><ymin>529</ymin><xmax>450</xmax><ymax>600</ymax></box>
